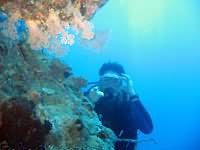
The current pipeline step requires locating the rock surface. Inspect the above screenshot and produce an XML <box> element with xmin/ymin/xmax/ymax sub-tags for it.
<box><xmin>0</xmin><ymin>0</ymin><xmax>117</xmax><ymax>147</ymax></box>
<box><xmin>0</xmin><ymin>32</ymin><xmax>116</xmax><ymax>150</ymax></box>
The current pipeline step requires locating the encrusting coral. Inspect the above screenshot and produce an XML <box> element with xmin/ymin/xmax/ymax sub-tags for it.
<box><xmin>0</xmin><ymin>24</ymin><xmax>116</xmax><ymax>150</ymax></box>
<box><xmin>0</xmin><ymin>97</ymin><xmax>52</xmax><ymax>150</ymax></box>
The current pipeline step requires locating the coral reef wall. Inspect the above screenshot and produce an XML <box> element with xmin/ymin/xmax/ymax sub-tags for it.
<box><xmin>0</xmin><ymin>32</ymin><xmax>116</xmax><ymax>150</ymax></box>
<box><xmin>0</xmin><ymin>0</ymin><xmax>116</xmax><ymax>149</ymax></box>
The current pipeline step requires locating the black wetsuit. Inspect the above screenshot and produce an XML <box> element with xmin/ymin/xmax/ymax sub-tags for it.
<box><xmin>94</xmin><ymin>93</ymin><xmax>153</xmax><ymax>150</ymax></box>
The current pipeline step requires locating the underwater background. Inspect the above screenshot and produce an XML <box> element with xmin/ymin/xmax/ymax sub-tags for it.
<box><xmin>0</xmin><ymin>0</ymin><xmax>200</xmax><ymax>149</ymax></box>
<box><xmin>64</xmin><ymin>0</ymin><xmax>200</xmax><ymax>150</ymax></box>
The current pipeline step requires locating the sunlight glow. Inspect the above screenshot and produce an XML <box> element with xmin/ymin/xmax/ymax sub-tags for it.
<box><xmin>124</xmin><ymin>0</ymin><xmax>199</xmax><ymax>40</ymax></box>
<box><xmin>126</xmin><ymin>0</ymin><xmax>166</xmax><ymax>32</ymax></box>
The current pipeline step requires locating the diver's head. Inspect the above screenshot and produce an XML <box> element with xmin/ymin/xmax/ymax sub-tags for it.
<box><xmin>98</xmin><ymin>62</ymin><xmax>127</xmax><ymax>95</ymax></box>
<box><xmin>99</xmin><ymin>62</ymin><xmax>125</xmax><ymax>76</ymax></box>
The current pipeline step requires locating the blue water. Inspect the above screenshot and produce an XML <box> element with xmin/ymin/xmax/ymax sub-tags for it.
<box><xmin>63</xmin><ymin>0</ymin><xmax>200</xmax><ymax>150</ymax></box>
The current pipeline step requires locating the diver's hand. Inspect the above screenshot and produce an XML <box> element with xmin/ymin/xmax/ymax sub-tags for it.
<box><xmin>121</xmin><ymin>74</ymin><xmax>137</xmax><ymax>96</ymax></box>
<box><xmin>88</xmin><ymin>87</ymin><xmax>104</xmax><ymax>103</ymax></box>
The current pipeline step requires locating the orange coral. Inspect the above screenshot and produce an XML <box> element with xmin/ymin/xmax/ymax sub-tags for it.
<box><xmin>26</xmin><ymin>20</ymin><xmax>49</xmax><ymax>49</ymax></box>
<box><xmin>0</xmin><ymin>0</ymin><xmax>108</xmax><ymax>55</ymax></box>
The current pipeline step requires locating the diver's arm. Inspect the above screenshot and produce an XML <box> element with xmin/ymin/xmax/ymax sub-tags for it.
<box><xmin>130</xmin><ymin>95</ymin><xmax>153</xmax><ymax>134</ymax></box>
<box><xmin>121</xmin><ymin>74</ymin><xmax>153</xmax><ymax>133</ymax></box>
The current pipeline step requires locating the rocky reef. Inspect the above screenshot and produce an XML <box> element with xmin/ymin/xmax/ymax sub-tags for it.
<box><xmin>0</xmin><ymin>0</ymin><xmax>117</xmax><ymax>149</ymax></box>
<box><xmin>0</xmin><ymin>31</ymin><xmax>116</xmax><ymax>150</ymax></box>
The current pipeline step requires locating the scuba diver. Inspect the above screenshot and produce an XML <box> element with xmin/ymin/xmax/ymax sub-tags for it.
<box><xmin>84</xmin><ymin>62</ymin><xmax>153</xmax><ymax>150</ymax></box>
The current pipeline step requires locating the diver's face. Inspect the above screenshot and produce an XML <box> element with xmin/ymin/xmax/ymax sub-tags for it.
<box><xmin>99</xmin><ymin>72</ymin><xmax>122</xmax><ymax>92</ymax></box>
